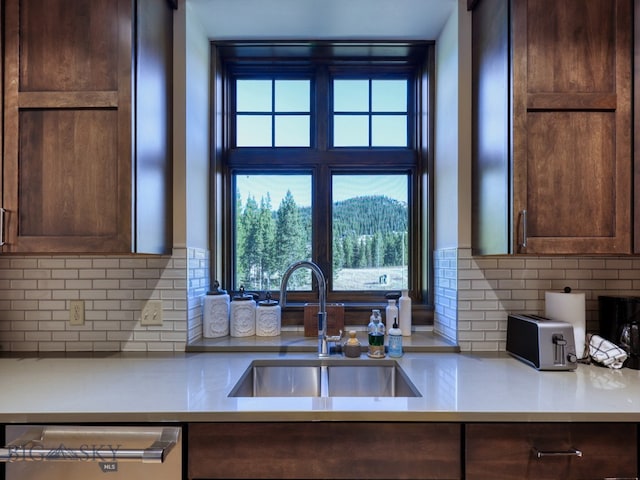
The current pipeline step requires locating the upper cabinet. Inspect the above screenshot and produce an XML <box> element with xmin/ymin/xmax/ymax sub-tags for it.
<box><xmin>472</xmin><ymin>0</ymin><xmax>632</xmax><ymax>255</ymax></box>
<box><xmin>2</xmin><ymin>0</ymin><xmax>173</xmax><ymax>254</ymax></box>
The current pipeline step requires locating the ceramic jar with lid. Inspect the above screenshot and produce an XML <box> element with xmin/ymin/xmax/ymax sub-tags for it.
<box><xmin>230</xmin><ymin>286</ymin><xmax>256</xmax><ymax>337</ymax></box>
<box><xmin>256</xmin><ymin>292</ymin><xmax>281</xmax><ymax>337</ymax></box>
<box><xmin>343</xmin><ymin>330</ymin><xmax>362</xmax><ymax>358</ymax></box>
<box><xmin>203</xmin><ymin>280</ymin><xmax>230</xmax><ymax>338</ymax></box>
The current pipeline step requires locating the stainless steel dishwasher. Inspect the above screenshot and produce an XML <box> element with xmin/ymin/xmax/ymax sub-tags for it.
<box><xmin>1</xmin><ymin>425</ymin><xmax>181</xmax><ymax>479</ymax></box>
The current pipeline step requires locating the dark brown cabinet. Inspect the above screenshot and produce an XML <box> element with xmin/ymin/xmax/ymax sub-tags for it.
<box><xmin>472</xmin><ymin>0</ymin><xmax>632</xmax><ymax>255</ymax></box>
<box><xmin>465</xmin><ymin>423</ymin><xmax>638</xmax><ymax>480</ymax></box>
<box><xmin>188</xmin><ymin>422</ymin><xmax>462</xmax><ymax>479</ymax></box>
<box><xmin>2</xmin><ymin>0</ymin><xmax>173</xmax><ymax>253</ymax></box>
<box><xmin>188</xmin><ymin>421</ymin><xmax>638</xmax><ymax>479</ymax></box>
<box><xmin>634</xmin><ymin>0</ymin><xmax>640</xmax><ymax>253</ymax></box>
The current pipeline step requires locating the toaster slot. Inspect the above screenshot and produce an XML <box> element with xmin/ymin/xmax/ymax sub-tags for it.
<box><xmin>552</xmin><ymin>333</ymin><xmax>567</xmax><ymax>366</ymax></box>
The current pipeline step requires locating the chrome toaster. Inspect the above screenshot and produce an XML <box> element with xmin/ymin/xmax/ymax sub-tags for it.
<box><xmin>506</xmin><ymin>314</ymin><xmax>578</xmax><ymax>371</ymax></box>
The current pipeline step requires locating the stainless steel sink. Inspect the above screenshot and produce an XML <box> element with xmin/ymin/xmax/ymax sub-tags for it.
<box><xmin>229</xmin><ymin>362</ymin><xmax>321</xmax><ymax>397</ymax></box>
<box><xmin>228</xmin><ymin>359</ymin><xmax>421</xmax><ymax>397</ymax></box>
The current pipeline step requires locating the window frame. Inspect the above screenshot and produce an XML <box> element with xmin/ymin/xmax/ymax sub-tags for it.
<box><xmin>211</xmin><ymin>42</ymin><xmax>434</xmax><ymax>324</ymax></box>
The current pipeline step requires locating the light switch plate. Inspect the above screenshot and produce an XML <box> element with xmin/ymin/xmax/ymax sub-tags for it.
<box><xmin>141</xmin><ymin>300</ymin><xmax>163</xmax><ymax>326</ymax></box>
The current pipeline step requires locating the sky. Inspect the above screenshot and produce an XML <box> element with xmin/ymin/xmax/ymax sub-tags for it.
<box><xmin>236</xmin><ymin>174</ymin><xmax>408</xmax><ymax>209</ymax></box>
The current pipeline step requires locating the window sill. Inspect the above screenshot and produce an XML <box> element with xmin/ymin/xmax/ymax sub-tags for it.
<box><xmin>186</xmin><ymin>329</ymin><xmax>458</xmax><ymax>353</ymax></box>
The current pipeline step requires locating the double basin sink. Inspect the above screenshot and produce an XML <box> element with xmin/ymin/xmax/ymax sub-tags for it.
<box><xmin>229</xmin><ymin>359</ymin><xmax>421</xmax><ymax>398</ymax></box>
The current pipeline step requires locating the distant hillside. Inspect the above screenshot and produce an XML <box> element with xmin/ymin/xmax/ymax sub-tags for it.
<box><xmin>333</xmin><ymin>195</ymin><xmax>407</xmax><ymax>236</ymax></box>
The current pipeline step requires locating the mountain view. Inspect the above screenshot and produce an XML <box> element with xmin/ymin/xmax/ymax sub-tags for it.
<box><xmin>235</xmin><ymin>192</ymin><xmax>408</xmax><ymax>291</ymax></box>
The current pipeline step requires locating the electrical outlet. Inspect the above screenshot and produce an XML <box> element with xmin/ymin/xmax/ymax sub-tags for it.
<box><xmin>141</xmin><ymin>300</ymin><xmax>163</xmax><ymax>326</ymax></box>
<box><xmin>69</xmin><ymin>300</ymin><xmax>85</xmax><ymax>326</ymax></box>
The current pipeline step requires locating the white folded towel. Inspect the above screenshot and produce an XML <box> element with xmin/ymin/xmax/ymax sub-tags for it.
<box><xmin>588</xmin><ymin>334</ymin><xmax>628</xmax><ymax>369</ymax></box>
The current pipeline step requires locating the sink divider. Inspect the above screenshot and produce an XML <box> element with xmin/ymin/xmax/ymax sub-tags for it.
<box><xmin>320</xmin><ymin>365</ymin><xmax>329</xmax><ymax>397</ymax></box>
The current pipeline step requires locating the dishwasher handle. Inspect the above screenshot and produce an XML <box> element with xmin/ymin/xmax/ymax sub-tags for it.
<box><xmin>0</xmin><ymin>427</ymin><xmax>180</xmax><ymax>464</ymax></box>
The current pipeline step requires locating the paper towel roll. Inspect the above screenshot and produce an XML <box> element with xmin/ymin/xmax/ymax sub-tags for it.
<box><xmin>545</xmin><ymin>291</ymin><xmax>586</xmax><ymax>359</ymax></box>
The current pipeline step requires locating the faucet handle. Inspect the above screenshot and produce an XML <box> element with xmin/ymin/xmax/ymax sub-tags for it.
<box><xmin>325</xmin><ymin>330</ymin><xmax>344</xmax><ymax>356</ymax></box>
<box><xmin>325</xmin><ymin>330</ymin><xmax>343</xmax><ymax>342</ymax></box>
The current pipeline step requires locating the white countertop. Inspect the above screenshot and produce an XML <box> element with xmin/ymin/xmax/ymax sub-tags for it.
<box><xmin>1</xmin><ymin>352</ymin><xmax>639</xmax><ymax>423</ymax></box>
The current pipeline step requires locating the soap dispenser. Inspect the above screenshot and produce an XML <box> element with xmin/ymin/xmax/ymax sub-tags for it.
<box><xmin>388</xmin><ymin>317</ymin><xmax>403</xmax><ymax>358</ymax></box>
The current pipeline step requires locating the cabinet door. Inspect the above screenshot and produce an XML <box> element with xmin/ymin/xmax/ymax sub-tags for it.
<box><xmin>512</xmin><ymin>0</ymin><xmax>632</xmax><ymax>254</ymax></box>
<box><xmin>3</xmin><ymin>0</ymin><xmax>132</xmax><ymax>253</ymax></box>
<box><xmin>471</xmin><ymin>0</ymin><xmax>511</xmax><ymax>255</ymax></box>
<box><xmin>2</xmin><ymin>0</ymin><xmax>172</xmax><ymax>254</ymax></box>
<box><xmin>466</xmin><ymin>423</ymin><xmax>637</xmax><ymax>480</ymax></box>
<box><xmin>188</xmin><ymin>422</ymin><xmax>462</xmax><ymax>479</ymax></box>
<box><xmin>634</xmin><ymin>0</ymin><xmax>640</xmax><ymax>253</ymax></box>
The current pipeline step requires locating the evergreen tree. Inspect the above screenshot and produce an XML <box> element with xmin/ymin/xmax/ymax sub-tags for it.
<box><xmin>235</xmin><ymin>190</ymin><xmax>247</xmax><ymax>283</ymax></box>
<box><xmin>342</xmin><ymin>234</ymin><xmax>354</xmax><ymax>268</ymax></box>
<box><xmin>364</xmin><ymin>238</ymin><xmax>373</xmax><ymax>268</ymax></box>
<box><xmin>372</xmin><ymin>231</ymin><xmax>383</xmax><ymax>267</ymax></box>
<box><xmin>240</xmin><ymin>195</ymin><xmax>261</xmax><ymax>289</ymax></box>
<box><xmin>383</xmin><ymin>232</ymin><xmax>399</xmax><ymax>266</ymax></box>
<box><xmin>357</xmin><ymin>238</ymin><xmax>367</xmax><ymax>268</ymax></box>
<box><xmin>257</xmin><ymin>194</ymin><xmax>276</xmax><ymax>289</ymax></box>
<box><xmin>275</xmin><ymin>191</ymin><xmax>308</xmax><ymax>288</ymax></box>
<box><xmin>333</xmin><ymin>235</ymin><xmax>344</xmax><ymax>275</ymax></box>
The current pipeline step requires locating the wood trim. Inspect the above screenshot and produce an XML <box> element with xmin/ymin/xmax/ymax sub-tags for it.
<box><xmin>634</xmin><ymin>0</ymin><xmax>640</xmax><ymax>252</ymax></box>
<box><xmin>3</xmin><ymin>0</ymin><xmax>20</xmax><ymax>249</ymax></box>
<box><xmin>216</xmin><ymin>49</ymin><xmax>433</xmax><ymax>313</ymax></box>
<box><xmin>527</xmin><ymin>93</ymin><xmax>617</xmax><ymax>111</ymax></box>
<box><xmin>18</xmin><ymin>91</ymin><xmax>119</xmax><ymax>108</ymax></box>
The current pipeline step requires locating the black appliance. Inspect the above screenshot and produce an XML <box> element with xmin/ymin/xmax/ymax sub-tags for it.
<box><xmin>598</xmin><ymin>296</ymin><xmax>640</xmax><ymax>369</ymax></box>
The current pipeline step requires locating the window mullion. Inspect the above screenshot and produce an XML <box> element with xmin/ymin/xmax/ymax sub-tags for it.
<box><xmin>316</xmin><ymin>66</ymin><xmax>328</xmax><ymax>150</ymax></box>
<box><xmin>314</xmin><ymin>163</ymin><xmax>331</xmax><ymax>286</ymax></box>
<box><xmin>368</xmin><ymin>78</ymin><xmax>373</xmax><ymax>147</ymax></box>
<box><xmin>271</xmin><ymin>78</ymin><xmax>276</xmax><ymax>147</ymax></box>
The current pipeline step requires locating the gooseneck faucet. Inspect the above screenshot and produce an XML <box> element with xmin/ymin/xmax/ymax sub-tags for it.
<box><xmin>279</xmin><ymin>260</ymin><xmax>340</xmax><ymax>357</ymax></box>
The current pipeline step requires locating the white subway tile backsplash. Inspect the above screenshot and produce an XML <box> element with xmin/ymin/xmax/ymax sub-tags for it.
<box><xmin>435</xmin><ymin>247</ymin><xmax>640</xmax><ymax>352</ymax></box>
<box><xmin>0</xmin><ymin>247</ymin><xmax>207</xmax><ymax>353</ymax></box>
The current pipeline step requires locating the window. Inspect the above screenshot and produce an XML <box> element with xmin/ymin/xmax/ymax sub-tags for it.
<box><xmin>333</xmin><ymin>79</ymin><xmax>408</xmax><ymax>147</ymax></box>
<box><xmin>214</xmin><ymin>42</ymin><xmax>433</xmax><ymax>315</ymax></box>
<box><xmin>236</xmin><ymin>79</ymin><xmax>311</xmax><ymax>147</ymax></box>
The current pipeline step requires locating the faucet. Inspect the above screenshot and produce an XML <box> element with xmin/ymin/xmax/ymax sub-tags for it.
<box><xmin>279</xmin><ymin>260</ymin><xmax>341</xmax><ymax>357</ymax></box>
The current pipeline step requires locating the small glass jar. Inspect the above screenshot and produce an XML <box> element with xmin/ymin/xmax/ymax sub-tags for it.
<box><xmin>343</xmin><ymin>330</ymin><xmax>362</xmax><ymax>358</ymax></box>
<box><xmin>367</xmin><ymin>309</ymin><xmax>385</xmax><ymax>358</ymax></box>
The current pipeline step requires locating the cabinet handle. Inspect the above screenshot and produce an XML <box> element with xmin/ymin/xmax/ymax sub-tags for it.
<box><xmin>0</xmin><ymin>426</ymin><xmax>180</xmax><ymax>464</ymax></box>
<box><xmin>532</xmin><ymin>447</ymin><xmax>583</xmax><ymax>458</ymax></box>
<box><xmin>0</xmin><ymin>208</ymin><xmax>6</xmax><ymax>247</ymax></box>
<box><xmin>520</xmin><ymin>209</ymin><xmax>528</xmax><ymax>249</ymax></box>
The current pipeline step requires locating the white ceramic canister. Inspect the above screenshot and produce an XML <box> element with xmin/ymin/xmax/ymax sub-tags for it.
<box><xmin>256</xmin><ymin>292</ymin><xmax>281</xmax><ymax>337</ymax></box>
<box><xmin>203</xmin><ymin>281</ymin><xmax>230</xmax><ymax>338</ymax></box>
<box><xmin>230</xmin><ymin>286</ymin><xmax>256</xmax><ymax>337</ymax></box>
